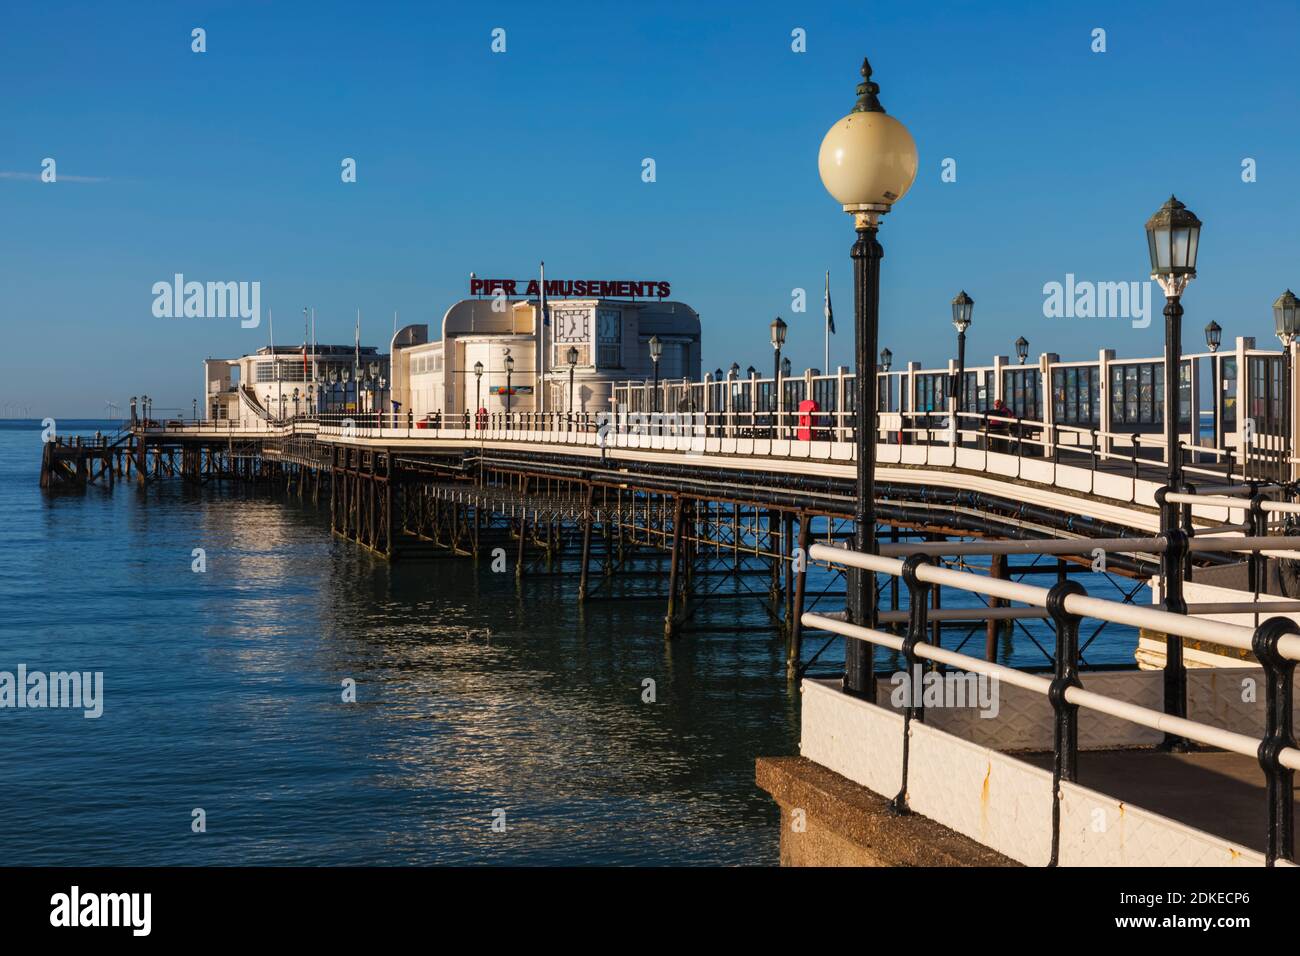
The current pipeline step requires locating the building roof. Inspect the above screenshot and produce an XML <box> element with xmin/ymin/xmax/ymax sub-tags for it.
<box><xmin>253</xmin><ymin>345</ymin><xmax>381</xmax><ymax>357</ymax></box>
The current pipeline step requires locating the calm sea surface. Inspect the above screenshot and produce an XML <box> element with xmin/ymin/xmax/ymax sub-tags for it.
<box><xmin>0</xmin><ymin>420</ymin><xmax>1139</xmax><ymax>865</ymax></box>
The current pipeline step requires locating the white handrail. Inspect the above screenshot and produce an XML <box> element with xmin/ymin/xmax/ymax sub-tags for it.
<box><xmin>806</xmin><ymin>541</ymin><xmax>1300</xmax><ymax>661</ymax></box>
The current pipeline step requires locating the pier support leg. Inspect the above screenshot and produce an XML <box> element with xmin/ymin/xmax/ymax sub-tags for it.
<box><xmin>578</xmin><ymin>487</ymin><xmax>595</xmax><ymax>602</ymax></box>
<box><xmin>787</xmin><ymin>515</ymin><xmax>812</xmax><ymax>678</ymax></box>
<box><xmin>664</xmin><ymin>495</ymin><xmax>684</xmax><ymax>639</ymax></box>
<box><xmin>986</xmin><ymin>552</ymin><xmax>1006</xmax><ymax>662</ymax></box>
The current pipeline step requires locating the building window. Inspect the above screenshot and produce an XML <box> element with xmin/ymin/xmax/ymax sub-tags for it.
<box><xmin>1110</xmin><ymin>362</ymin><xmax>1166</xmax><ymax>426</ymax></box>
<box><xmin>1221</xmin><ymin>356</ymin><xmax>1237</xmax><ymax>432</ymax></box>
<box><xmin>1249</xmin><ymin>355</ymin><xmax>1283</xmax><ymax>435</ymax></box>
<box><xmin>1051</xmin><ymin>366</ymin><xmax>1100</xmax><ymax>425</ymax></box>
<box><xmin>1002</xmin><ymin>368</ymin><xmax>1041</xmax><ymax>420</ymax></box>
<box><xmin>914</xmin><ymin>373</ymin><xmax>948</xmax><ymax>414</ymax></box>
<box><xmin>961</xmin><ymin>371</ymin><xmax>987</xmax><ymax>413</ymax></box>
<box><xmin>1108</xmin><ymin>361</ymin><xmax>1193</xmax><ymax>427</ymax></box>
<box><xmin>554</xmin><ymin>344</ymin><xmax>591</xmax><ymax>368</ymax></box>
<box><xmin>597</xmin><ymin>309</ymin><xmax>621</xmax><ymax>368</ymax></box>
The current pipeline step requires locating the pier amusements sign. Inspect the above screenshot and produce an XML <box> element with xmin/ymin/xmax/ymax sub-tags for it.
<box><xmin>470</xmin><ymin>277</ymin><xmax>670</xmax><ymax>299</ymax></box>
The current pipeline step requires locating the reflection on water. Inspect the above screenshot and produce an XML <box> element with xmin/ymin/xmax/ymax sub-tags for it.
<box><xmin>1</xmin><ymin>422</ymin><xmax>799</xmax><ymax>864</ymax></box>
<box><xmin>0</xmin><ymin>422</ymin><xmax>1139</xmax><ymax>864</ymax></box>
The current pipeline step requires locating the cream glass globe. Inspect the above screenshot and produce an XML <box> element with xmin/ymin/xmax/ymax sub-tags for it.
<box><xmin>818</xmin><ymin>111</ymin><xmax>918</xmax><ymax>210</ymax></box>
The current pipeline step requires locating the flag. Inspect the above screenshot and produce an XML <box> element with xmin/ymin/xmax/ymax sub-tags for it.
<box><xmin>824</xmin><ymin>269</ymin><xmax>835</xmax><ymax>335</ymax></box>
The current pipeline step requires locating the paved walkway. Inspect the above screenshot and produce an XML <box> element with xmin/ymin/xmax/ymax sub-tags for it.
<box><xmin>1022</xmin><ymin>748</ymin><xmax>1294</xmax><ymax>853</ymax></box>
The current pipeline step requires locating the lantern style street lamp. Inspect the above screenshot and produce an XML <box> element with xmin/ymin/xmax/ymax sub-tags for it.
<box><xmin>567</xmin><ymin>345</ymin><xmax>579</xmax><ymax>422</ymax></box>
<box><xmin>1274</xmin><ymin>290</ymin><xmax>1299</xmax><ymax>485</ymax></box>
<box><xmin>951</xmin><ymin>291</ymin><xmax>974</xmax><ymax>418</ymax></box>
<box><xmin>879</xmin><ymin>348</ymin><xmax>892</xmax><ymax>412</ymax></box>
<box><xmin>504</xmin><ymin>352</ymin><xmax>515</xmax><ymax>427</ymax></box>
<box><xmin>1204</xmin><ymin>321</ymin><xmax>1222</xmax><ymax>353</ymax></box>
<box><xmin>473</xmin><ymin>360</ymin><xmax>484</xmax><ymax>427</ymax></box>
<box><xmin>770</xmin><ymin>315</ymin><xmax>788</xmax><ymax>396</ymax></box>
<box><xmin>1015</xmin><ymin>336</ymin><xmax>1029</xmax><ymax>365</ymax></box>
<box><xmin>771</xmin><ymin>317</ymin><xmax>788</xmax><ymax>438</ymax></box>
<box><xmin>648</xmin><ymin>335</ymin><xmax>663</xmax><ymax>413</ymax></box>
<box><xmin>1203</xmin><ymin>321</ymin><xmax>1223</xmax><ymax>456</ymax></box>
<box><xmin>1145</xmin><ymin>194</ymin><xmax>1202</xmax><ymax>746</ymax></box>
<box><xmin>1274</xmin><ymin>290</ymin><xmax>1299</xmax><ymax>347</ymax></box>
<box><xmin>818</xmin><ymin>56</ymin><xmax>918</xmax><ymax>695</ymax></box>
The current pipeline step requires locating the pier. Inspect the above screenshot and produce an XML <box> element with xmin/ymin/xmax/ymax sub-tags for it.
<box><xmin>42</xmin><ymin>334</ymin><xmax>1300</xmax><ymax>867</ymax></box>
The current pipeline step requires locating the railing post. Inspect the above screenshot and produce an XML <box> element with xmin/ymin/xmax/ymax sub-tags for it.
<box><xmin>1155</xmin><ymin>515</ymin><xmax>1189</xmax><ymax>751</ymax></box>
<box><xmin>1046</xmin><ymin>578</ymin><xmax>1086</xmax><ymax>867</ymax></box>
<box><xmin>1252</xmin><ymin>616</ymin><xmax>1299</xmax><ymax>865</ymax></box>
<box><xmin>1248</xmin><ymin>488</ymin><xmax>1266</xmax><ymax>596</ymax></box>
<box><xmin>891</xmin><ymin>553</ymin><xmax>933</xmax><ymax>816</ymax></box>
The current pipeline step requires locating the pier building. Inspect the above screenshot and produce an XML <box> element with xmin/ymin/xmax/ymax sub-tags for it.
<box><xmin>204</xmin><ymin>292</ymin><xmax>701</xmax><ymax>429</ymax></box>
<box><xmin>205</xmin><ymin>345</ymin><xmax>387</xmax><ymax>424</ymax></box>
<box><xmin>387</xmin><ymin>295</ymin><xmax>701</xmax><ymax>423</ymax></box>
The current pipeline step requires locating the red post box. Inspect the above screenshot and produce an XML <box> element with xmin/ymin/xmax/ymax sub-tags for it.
<box><xmin>797</xmin><ymin>399</ymin><xmax>821</xmax><ymax>441</ymax></box>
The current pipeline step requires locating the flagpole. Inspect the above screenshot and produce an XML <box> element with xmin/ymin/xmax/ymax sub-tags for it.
<box><xmin>269</xmin><ymin>308</ymin><xmax>280</xmax><ymax>421</ymax></box>
<box><xmin>539</xmin><ymin>260</ymin><xmax>547</xmax><ymax>415</ymax></box>
<box><xmin>824</xmin><ymin>269</ymin><xmax>831</xmax><ymax>372</ymax></box>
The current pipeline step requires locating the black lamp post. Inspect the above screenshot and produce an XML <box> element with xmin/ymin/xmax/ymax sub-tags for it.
<box><xmin>1145</xmin><ymin>194</ymin><xmax>1202</xmax><ymax>747</ymax></box>
<box><xmin>771</xmin><ymin>316</ymin><xmax>788</xmax><ymax>377</ymax></box>
<box><xmin>292</xmin><ymin>388</ymin><xmax>300</xmax><ymax>418</ymax></box>
<box><xmin>649</xmin><ymin>335</ymin><xmax>663</xmax><ymax>413</ymax></box>
<box><xmin>1015</xmin><ymin>336</ymin><xmax>1029</xmax><ymax>365</ymax></box>
<box><xmin>770</xmin><ymin>317</ymin><xmax>788</xmax><ymax>436</ymax></box>
<box><xmin>192</xmin><ymin>397</ymin><xmax>198</xmax><ymax>421</ymax></box>
<box><xmin>1274</xmin><ymin>291</ymin><xmax>1299</xmax><ymax>484</ymax></box>
<box><xmin>504</xmin><ymin>352</ymin><xmax>515</xmax><ymax>427</ymax></box>
<box><xmin>951</xmin><ymin>291</ymin><xmax>974</xmax><ymax>418</ymax></box>
<box><xmin>567</xmin><ymin>345</ymin><xmax>579</xmax><ymax>423</ymax></box>
<box><xmin>879</xmin><ymin>347</ymin><xmax>892</xmax><ymax>412</ymax></box>
<box><xmin>474</xmin><ymin>360</ymin><xmax>484</xmax><ymax>427</ymax></box>
<box><xmin>818</xmin><ymin>57</ymin><xmax>918</xmax><ymax>695</ymax></box>
<box><xmin>1204</xmin><ymin>322</ymin><xmax>1222</xmax><ymax>456</ymax></box>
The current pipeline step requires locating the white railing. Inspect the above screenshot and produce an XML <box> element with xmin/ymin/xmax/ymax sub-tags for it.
<box><xmin>803</xmin><ymin>535</ymin><xmax>1300</xmax><ymax>865</ymax></box>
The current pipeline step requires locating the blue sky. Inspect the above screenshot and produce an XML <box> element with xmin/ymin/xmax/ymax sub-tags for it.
<box><xmin>2</xmin><ymin>0</ymin><xmax>1299</xmax><ymax>416</ymax></box>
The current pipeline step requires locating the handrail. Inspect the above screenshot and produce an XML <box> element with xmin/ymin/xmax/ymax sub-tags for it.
<box><xmin>803</xmin><ymin>540</ymin><xmax>1300</xmax><ymax>864</ymax></box>
<box><xmin>807</xmin><ymin>541</ymin><xmax>1300</xmax><ymax>657</ymax></box>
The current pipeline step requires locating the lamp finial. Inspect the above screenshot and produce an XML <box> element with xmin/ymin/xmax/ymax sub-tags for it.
<box><xmin>854</xmin><ymin>57</ymin><xmax>885</xmax><ymax>113</ymax></box>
